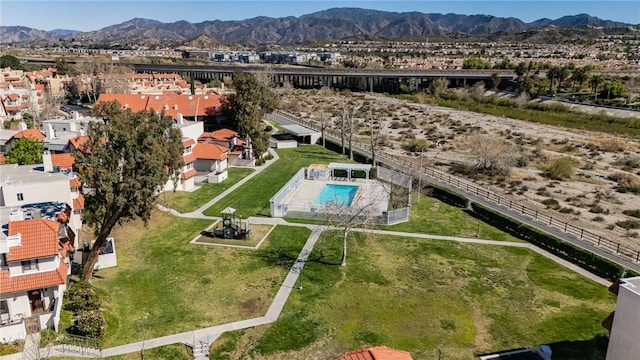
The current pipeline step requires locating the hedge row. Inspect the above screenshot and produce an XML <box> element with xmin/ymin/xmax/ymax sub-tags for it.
<box><xmin>424</xmin><ymin>183</ymin><xmax>469</xmax><ymax>208</ymax></box>
<box><xmin>471</xmin><ymin>202</ymin><xmax>627</xmax><ymax>280</ymax></box>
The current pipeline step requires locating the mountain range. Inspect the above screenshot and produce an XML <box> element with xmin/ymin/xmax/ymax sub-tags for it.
<box><xmin>0</xmin><ymin>8</ymin><xmax>635</xmax><ymax>46</ymax></box>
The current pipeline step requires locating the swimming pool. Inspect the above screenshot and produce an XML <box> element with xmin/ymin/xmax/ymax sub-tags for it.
<box><xmin>314</xmin><ymin>184</ymin><xmax>359</xmax><ymax>207</ymax></box>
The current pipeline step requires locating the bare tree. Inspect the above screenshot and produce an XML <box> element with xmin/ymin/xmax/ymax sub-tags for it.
<box><xmin>315</xmin><ymin>109</ymin><xmax>331</xmax><ymax>148</ymax></box>
<box><xmin>469</xmin><ymin>134</ymin><xmax>519</xmax><ymax>174</ymax></box>
<box><xmin>337</xmin><ymin>100</ymin><xmax>361</xmax><ymax>160</ymax></box>
<box><xmin>366</xmin><ymin>106</ymin><xmax>386</xmax><ymax>167</ymax></box>
<box><xmin>325</xmin><ymin>199</ymin><xmax>376</xmax><ymax>266</ymax></box>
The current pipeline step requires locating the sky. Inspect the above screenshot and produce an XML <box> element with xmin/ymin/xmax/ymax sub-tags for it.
<box><xmin>1</xmin><ymin>0</ymin><xmax>638</xmax><ymax>32</ymax></box>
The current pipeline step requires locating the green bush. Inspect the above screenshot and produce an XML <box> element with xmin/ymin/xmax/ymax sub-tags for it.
<box><xmin>622</xmin><ymin>209</ymin><xmax>640</xmax><ymax>218</ymax></box>
<box><xmin>471</xmin><ymin>202</ymin><xmax>627</xmax><ymax>280</ymax></box>
<box><xmin>545</xmin><ymin>157</ymin><xmax>577</xmax><ymax>180</ymax></box>
<box><xmin>70</xmin><ymin>310</ymin><xmax>106</xmax><ymax>339</ymax></box>
<box><xmin>616</xmin><ymin>220</ymin><xmax>640</xmax><ymax>229</ymax></box>
<box><xmin>541</xmin><ymin>198</ymin><xmax>560</xmax><ymax>210</ymax></box>
<box><xmin>64</xmin><ymin>281</ymin><xmax>101</xmax><ymax>313</ymax></box>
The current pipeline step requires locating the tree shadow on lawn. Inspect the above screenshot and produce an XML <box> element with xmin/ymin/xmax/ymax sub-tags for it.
<box><xmin>548</xmin><ymin>335</ymin><xmax>609</xmax><ymax>360</ymax></box>
<box><xmin>474</xmin><ymin>335</ymin><xmax>609</xmax><ymax>360</ymax></box>
<box><xmin>257</xmin><ymin>247</ymin><xmax>342</xmax><ymax>268</ymax></box>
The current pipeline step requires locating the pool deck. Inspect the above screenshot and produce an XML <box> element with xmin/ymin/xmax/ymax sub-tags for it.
<box><xmin>281</xmin><ymin>179</ymin><xmax>390</xmax><ymax>215</ymax></box>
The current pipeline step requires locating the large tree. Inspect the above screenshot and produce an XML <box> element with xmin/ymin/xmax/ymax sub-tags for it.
<box><xmin>0</xmin><ymin>54</ymin><xmax>22</xmax><ymax>70</ymax></box>
<box><xmin>76</xmin><ymin>101</ymin><xmax>183</xmax><ymax>281</ymax></box>
<box><xmin>222</xmin><ymin>71</ymin><xmax>277</xmax><ymax>158</ymax></box>
<box><xmin>5</xmin><ymin>137</ymin><xmax>43</xmax><ymax>165</ymax></box>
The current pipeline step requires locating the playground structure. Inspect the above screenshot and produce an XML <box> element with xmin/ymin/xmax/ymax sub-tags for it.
<box><xmin>211</xmin><ymin>207</ymin><xmax>251</xmax><ymax>239</ymax></box>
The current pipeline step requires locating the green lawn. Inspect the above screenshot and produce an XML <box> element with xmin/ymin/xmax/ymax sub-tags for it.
<box><xmin>383</xmin><ymin>194</ymin><xmax>523</xmax><ymax>241</ymax></box>
<box><xmin>204</xmin><ymin>146</ymin><xmax>351</xmax><ymax>217</ymax></box>
<box><xmin>90</xmin><ymin>212</ymin><xmax>310</xmax><ymax>348</ymax></box>
<box><xmin>210</xmin><ymin>231</ymin><xmax>614</xmax><ymax>359</ymax></box>
<box><xmin>158</xmin><ymin>167</ymin><xmax>254</xmax><ymax>213</ymax></box>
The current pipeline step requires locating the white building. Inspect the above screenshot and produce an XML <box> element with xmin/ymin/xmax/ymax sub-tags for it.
<box><xmin>606</xmin><ymin>276</ymin><xmax>640</xmax><ymax>360</ymax></box>
<box><xmin>0</xmin><ymin>162</ymin><xmax>83</xmax><ymax>248</ymax></box>
<box><xmin>0</xmin><ymin>215</ymin><xmax>74</xmax><ymax>341</ymax></box>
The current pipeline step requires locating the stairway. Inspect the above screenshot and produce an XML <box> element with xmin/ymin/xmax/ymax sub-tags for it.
<box><xmin>187</xmin><ymin>337</ymin><xmax>210</xmax><ymax>360</ymax></box>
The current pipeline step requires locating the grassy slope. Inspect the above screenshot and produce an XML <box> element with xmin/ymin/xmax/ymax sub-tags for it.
<box><xmin>158</xmin><ymin>167</ymin><xmax>254</xmax><ymax>213</ymax></box>
<box><xmin>204</xmin><ymin>146</ymin><xmax>350</xmax><ymax>217</ymax></box>
<box><xmin>211</xmin><ymin>232</ymin><xmax>614</xmax><ymax>360</ymax></box>
<box><xmin>91</xmin><ymin>212</ymin><xmax>310</xmax><ymax>348</ymax></box>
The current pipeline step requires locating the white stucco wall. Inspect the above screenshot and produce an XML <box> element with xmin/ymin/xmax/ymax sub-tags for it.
<box><xmin>606</xmin><ymin>276</ymin><xmax>640</xmax><ymax>360</ymax></box>
<box><xmin>1</xmin><ymin>176</ymin><xmax>71</xmax><ymax>208</ymax></box>
<box><xmin>7</xmin><ymin>256</ymin><xmax>58</xmax><ymax>276</ymax></box>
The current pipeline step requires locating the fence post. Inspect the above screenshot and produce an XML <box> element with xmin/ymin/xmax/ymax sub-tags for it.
<box><xmin>509</xmin><ymin>200</ymin><xmax>512</xmax><ymax>209</ymax></box>
<box><xmin>616</xmin><ymin>243</ymin><xmax>620</xmax><ymax>254</ymax></box>
<box><xmin>598</xmin><ymin>236</ymin><xmax>601</xmax><ymax>247</ymax></box>
<box><xmin>580</xmin><ymin>229</ymin><xmax>584</xmax><ymax>239</ymax></box>
<box><xmin>549</xmin><ymin>217</ymin><xmax>552</xmax><ymax>225</ymax></box>
<box><xmin>637</xmin><ymin>251</ymin><xmax>639</xmax><ymax>263</ymax></box>
<box><xmin>564</xmin><ymin>223</ymin><xmax>567</xmax><ymax>232</ymax></box>
<box><xmin>535</xmin><ymin>210</ymin><xmax>538</xmax><ymax>220</ymax></box>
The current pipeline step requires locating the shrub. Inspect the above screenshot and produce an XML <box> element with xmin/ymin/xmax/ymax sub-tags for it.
<box><xmin>592</xmin><ymin>216</ymin><xmax>605</xmax><ymax>222</ymax></box>
<box><xmin>609</xmin><ymin>173</ymin><xmax>640</xmax><ymax>194</ymax></box>
<box><xmin>402</xmin><ymin>139</ymin><xmax>428</xmax><ymax>153</ymax></box>
<box><xmin>622</xmin><ymin>209</ymin><xmax>640</xmax><ymax>218</ymax></box>
<box><xmin>64</xmin><ymin>282</ymin><xmax>101</xmax><ymax>313</ymax></box>
<box><xmin>545</xmin><ymin>157</ymin><xmax>577</xmax><ymax>180</ymax></box>
<box><xmin>589</xmin><ymin>205</ymin><xmax>604</xmax><ymax>214</ymax></box>
<box><xmin>541</xmin><ymin>198</ymin><xmax>560</xmax><ymax>210</ymax></box>
<box><xmin>616</xmin><ymin>220</ymin><xmax>640</xmax><ymax>229</ymax></box>
<box><xmin>70</xmin><ymin>310</ymin><xmax>106</xmax><ymax>339</ymax></box>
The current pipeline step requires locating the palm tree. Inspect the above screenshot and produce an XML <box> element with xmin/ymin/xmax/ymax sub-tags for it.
<box><xmin>546</xmin><ymin>66</ymin><xmax>560</xmax><ymax>93</ymax></box>
<box><xmin>515</xmin><ymin>62</ymin><xmax>527</xmax><ymax>92</ymax></box>
<box><xmin>590</xmin><ymin>75</ymin><xmax>605</xmax><ymax>100</ymax></box>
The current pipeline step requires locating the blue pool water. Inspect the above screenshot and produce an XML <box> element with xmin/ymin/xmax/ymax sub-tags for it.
<box><xmin>314</xmin><ymin>184</ymin><xmax>359</xmax><ymax>206</ymax></box>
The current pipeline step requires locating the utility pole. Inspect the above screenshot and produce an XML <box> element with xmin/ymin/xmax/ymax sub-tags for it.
<box><xmin>417</xmin><ymin>145</ymin><xmax>424</xmax><ymax>204</ymax></box>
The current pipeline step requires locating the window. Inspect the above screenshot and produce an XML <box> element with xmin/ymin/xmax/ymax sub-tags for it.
<box><xmin>17</xmin><ymin>193</ymin><xmax>24</xmax><ymax>201</ymax></box>
<box><xmin>21</xmin><ymin>260</ymin><xmax>37</xmax><ymax>272</ymax></box>
<box><xmin>184</xmin><ymin>145</ymin><xmax>192</xmax><ymax>154</ymax></box>
<box><xmin>0</xmin><ymin>300</ymin><xmax>8</xmax><ymax>315</ymax></box>
<box><xmin>0</xmin><ymin>300</ymin><xmax>8</xmax><ymax>325</ymax></box>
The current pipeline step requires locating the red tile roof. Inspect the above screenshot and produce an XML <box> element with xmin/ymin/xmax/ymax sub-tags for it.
<box><xmin>12</xmin><ymin>129</ymin><xmax>45</xmax><ymax>141</ymax></box>
<box><xmin>73</xmin><ymin>193</ymin><xmax>85</xmax><ymax>210</ymax></box>
<box><xmin>181</xmin><ymin>168</ymin><xmax>197</xmax><ymax>180</ymax></box>
<box><xmin>0</xmin><ymin>261</ymin><xmax>68</xmax><ymax>294</ymax></box>
<box><xmin>6</xmin><ymin>93</ymin><xmax>19</xmax><ymax>101</ymax></box>
<box><xmin>69</xmin><ymin>177</ymin><xmax>81</xmax><ymax>188</ymax></box>
<box><xmin>182</xmin><ymin>153</ymin><xmax>197</xmax><ymax>164</ymax></box>
<box><xmin>97</xmin><ymin>93</ymin><xmax>223</xmax><ymax>120</ymax></box>
<box><xmin>7</xmin><ymin>219</ymin><xmax>60</xmax><ymax>262</ymax></box>
<box><xmin>193</xmin><ymin>143</ymin><xmax>229</xmax><ymax>161</ymax></box>
<box><xmin>199</xmin><ymin>128</ymin><xmax>238</xmax><ymax>142</ymax></box>
<box><xmin>51</xmin><ymin>153</ymin><xmax>75</xmax><ymax>169</ymax></box>
<box><xmin>337</xmin><ymin>347</ymin><xmax>413</xmax><ymax>360</ymax></box>
<box><xmin>183</xmin><ymin>139</ymin><xmax>196</xmax><ymax>147</ymax></box>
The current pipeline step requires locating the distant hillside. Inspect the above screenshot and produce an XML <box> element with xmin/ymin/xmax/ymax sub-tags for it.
<box><xmin>0</xmin><ymin>8</ymin><xmax>634</xmax><ymax>46</ymax></box>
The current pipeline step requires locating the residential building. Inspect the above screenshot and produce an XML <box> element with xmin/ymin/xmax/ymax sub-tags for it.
<box><xmin>0</xmin><ymin>162</ymin><xmax>83</xmax><ymax>247</ymax></box>
<box><xmin>0</xmin><ymin>214</ymin><xmax>74</xmax><ymax>341</ymax></box>
<box><xmin>606</xmin><ymin>276</ymin><xmax>640</xmax><ymax>360</ymax></box>
<box><xmin>96</xmin><ymin>92</ymin><xmax>224</xmax><ymax>129</ymax></box>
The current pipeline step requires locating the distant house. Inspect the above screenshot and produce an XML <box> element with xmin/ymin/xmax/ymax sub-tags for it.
<box><xmin>0</xmin><ymin>217</ymin><xmax>74</xmax><ymax>341</ymax></box>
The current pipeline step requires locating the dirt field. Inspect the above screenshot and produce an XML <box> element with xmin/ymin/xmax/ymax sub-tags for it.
<box><xmin>278</xmin><ymin>88</ymin><xmax>640</xmax><ymax>252</ymax></box>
